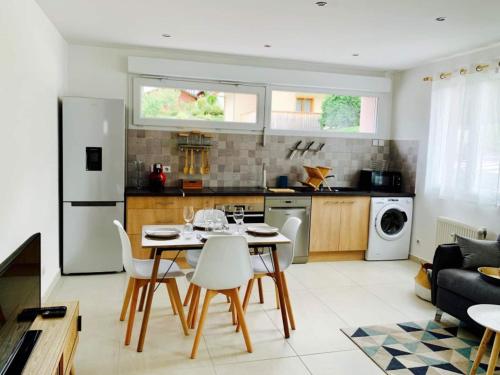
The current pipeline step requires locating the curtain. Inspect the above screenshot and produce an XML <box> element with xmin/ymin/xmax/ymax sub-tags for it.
<box><xmin>425</xmin><ymin>71</ymin><xmax>500</xmax><ymax>206</ymax></box>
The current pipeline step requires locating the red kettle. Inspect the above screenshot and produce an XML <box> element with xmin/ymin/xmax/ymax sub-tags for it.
<box><xmin>149</xmin><ymin>163</ymin><xmax>166</xmax><ymax>190</ymax></box>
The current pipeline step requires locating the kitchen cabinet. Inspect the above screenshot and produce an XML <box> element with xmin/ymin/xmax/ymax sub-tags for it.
<box><xmin>126</xmin><ymin>196</ymin><xmax>214</xmax><ymax>260</ymax></box>
<box><xmin>310</xmin><ymin>196</ymin><xmax>370</xmax><ymax>254</ymax></box>
<box><xmin>125</xmin><ymin>195</ymin><xmax>264</xmax><ymax>261</ymax></box>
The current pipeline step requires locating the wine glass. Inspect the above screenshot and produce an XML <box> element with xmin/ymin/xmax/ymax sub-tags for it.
<box><xmin>183</xmin><ymin>206</ymin><xmax>194</xmax><ymax>224</ymax></box>
<box><xmin>183</xmin><ymin>206</ymin><xmax>194</xmax><ymax>239</ymax></box>
<box><xmin>233</xmin><ymin>207</ymin><xmax>245</xmax><ymax>234</ymax></box>
<box><xmin>204</xmin><ymin>208</ymin><xmax>215</xmax><ymax>232</ymax></box>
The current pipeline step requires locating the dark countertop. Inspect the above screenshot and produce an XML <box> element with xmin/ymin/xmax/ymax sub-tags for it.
<box><xmin>125</xmin><ymin>186</ymin><xmax>415</xmax><ymax>198</ymax></box>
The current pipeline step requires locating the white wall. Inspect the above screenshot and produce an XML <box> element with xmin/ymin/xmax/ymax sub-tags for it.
<box><xmin>0</xmin><ymin>0</ymin><xmax>67</xmax><ymax>297</ymax></box>
<box><xmin>392</xmin><ymin>45</ymin><xmax>500</xmax><ymax>261</ymax></box>
<box><xmin>67</xmin><ymin>44</ymin><xmax>393</xmax><ymax>139</ymax></box>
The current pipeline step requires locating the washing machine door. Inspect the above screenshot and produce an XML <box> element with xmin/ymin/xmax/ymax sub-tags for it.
<box><xmin>375</xmin><ymin>204</ymin><xmax>409</xmax><ymax>241</ymax></box>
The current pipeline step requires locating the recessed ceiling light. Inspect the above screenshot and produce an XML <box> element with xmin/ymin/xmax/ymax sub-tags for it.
<box><xmin>352</xmin><ymin>53</ymin><xmax>359</xmax><ymax>57</ymax></box>
<box><xmin>264</xmin><ymin>44</ymin><xmax>272</xmax><ymax>48</ymax></box>
<box><xmin>315</xmin><ymin>1</ymin><xmax>328</xmax><ymax>6</ymax></box>
<box><xmin>435</xmin><ymin>17</ymin><xmax>446</xmax><ymax>22</ymax></box>
<box><xmin>161</xmin><ymin>33</ymin><xmax>172</xmax><ymax>38</ymax></box>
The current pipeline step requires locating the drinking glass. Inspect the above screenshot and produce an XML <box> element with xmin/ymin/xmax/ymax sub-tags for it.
<box><xmin>183</xmin><ymin>206</ymin><xmax>194</xmax><ymax>239</ymax></box>
<box><xmin>204</xmin><ymin>209</ymin><xmax>215</xmax><ymax>232</ymax></box>
<box><xmin>233</xmin><ymin>207</ymin><xmax>245</xmax><ymax>234</ymax></box>
<box><xmin>183</xmin><ymin>206</ymin><xmax>194</xmax><ymax>224</ymax></box>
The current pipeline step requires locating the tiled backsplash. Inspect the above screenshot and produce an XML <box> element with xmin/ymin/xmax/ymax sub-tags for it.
<box><xmin>389</xmin><ymin>140</ymin><xmax>419</xmax><ymax>193</ymax></box>
<box><xmin>127</xmin><ymin>129</ymin><xmax>418</xmax><ymax>192</ymax></box>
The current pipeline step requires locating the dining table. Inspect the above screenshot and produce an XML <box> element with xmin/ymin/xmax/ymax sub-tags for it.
<box><xmin>136</xmin><ymin>223</ymin><xmax>292</xmax><ymax>352</ymax></box>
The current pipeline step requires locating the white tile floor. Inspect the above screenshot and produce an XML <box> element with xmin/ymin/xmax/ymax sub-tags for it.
<box><xmin>48</xmin><ymin>260</ymin><xmax>439</xmax><ymax>375</ymax></box>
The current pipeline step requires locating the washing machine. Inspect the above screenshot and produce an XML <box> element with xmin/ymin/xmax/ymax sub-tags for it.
<box><xmin>365</xmin><ymin>197</ymin><xmax>413</xmax><ymax>260</ymax></box>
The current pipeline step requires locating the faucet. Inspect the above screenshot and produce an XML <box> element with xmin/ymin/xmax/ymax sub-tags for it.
<box><xmin>319</xmin><ymin>174</ymin><xmax>335</xmax><ymax>191</ymax></box>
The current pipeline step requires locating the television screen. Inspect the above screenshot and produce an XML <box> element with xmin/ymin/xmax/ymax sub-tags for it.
<box><xmin>0</xmin><ymin>234</ymin><xmax>41</xmax><ymax>373</ymax></box>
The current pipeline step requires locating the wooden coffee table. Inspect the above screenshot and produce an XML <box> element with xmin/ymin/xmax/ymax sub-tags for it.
<box><xmin>468</xmin><ymin>304</ymin><xmax>500</xmax><ymax>375</ymax></box>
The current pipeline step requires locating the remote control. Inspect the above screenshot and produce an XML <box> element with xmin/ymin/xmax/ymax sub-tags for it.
<box><xmin>40</xmin><ymin>306</ymin><xmax>67</xmax><ymax>318</ymax></box>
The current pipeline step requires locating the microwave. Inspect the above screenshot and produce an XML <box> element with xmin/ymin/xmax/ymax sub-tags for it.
<box><xmin>359</xmin><ymin>169</ymin><xmax>402</xmax><ymax>192</ymax></box>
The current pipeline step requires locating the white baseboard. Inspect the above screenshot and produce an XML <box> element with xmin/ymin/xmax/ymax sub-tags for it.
<box><xmin>42</xmin><ymin>268</ymin><xmax>61</xmax><ymax>303</ymax></box>
<box><xmin>409</xmin><ymin>254</ymin><xmax>431</xmax><ymax>264</ymax></box>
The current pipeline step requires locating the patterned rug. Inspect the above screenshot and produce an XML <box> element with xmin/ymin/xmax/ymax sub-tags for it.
<box><xmin>342</xmin><ymin>320</ymin><xmax>500</xmax><ymax>374</ymax></box>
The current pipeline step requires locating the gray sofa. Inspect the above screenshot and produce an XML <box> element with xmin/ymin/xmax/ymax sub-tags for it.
<box><xmin>431</xmin><ymin>237</ymin><xmax>500</xmax><ymax>333</ymax></box>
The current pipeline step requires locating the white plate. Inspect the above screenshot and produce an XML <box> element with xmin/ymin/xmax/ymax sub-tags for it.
<box><xmin>145</xmin><ymin>228</ymin><xmax>180</xmax><ymax>238</ymax></box>
<box><xmin>199</xmin><ymin>231</ymin><xmax>233</xmax><ymax>241</ymax></box>
<box><xmin>246</xmin><ymin>226</ymin><xmax>279</xmax><ymax>234</ymax></box>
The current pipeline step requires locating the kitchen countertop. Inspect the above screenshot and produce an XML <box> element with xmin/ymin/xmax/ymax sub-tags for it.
<box><xmin>125</xmin><ymin>186</ymin><xmax>415</xmax><ymax>198</ymax></box>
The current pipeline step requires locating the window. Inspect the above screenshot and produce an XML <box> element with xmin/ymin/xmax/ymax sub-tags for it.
<box><xmin>270</xmin><ymin>89</ymin><xmax>378</xmax><ymax>133</ymax></box>
<box><xmin>133</xmin><ymin>78</ymin><xmax>265</xmax><ymax>130</ymax></box>
<box><xmin>296</xmin><ymin>97</ymin><xmax>313</xmax><ymax>113</ymax></box>
<box><xmin>425</xmin><ymin>73</ymin><xmax>500</xmax><ymax>206</ymax></box>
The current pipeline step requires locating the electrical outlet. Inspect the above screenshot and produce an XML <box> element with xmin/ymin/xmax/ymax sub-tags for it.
<box><xmin>163</xmin><ymin>165</ymin><xmax>171</xmax><ymax>173</ymax></box>
<box><xmin>378</xmin><ymin>140</ymin><xmax>385</xmax><ymax>146</ymax></box>
<box><xmin>372</xmin><ymin>139</ymin><xmax>378</xmax><ymax>146</ymax></box>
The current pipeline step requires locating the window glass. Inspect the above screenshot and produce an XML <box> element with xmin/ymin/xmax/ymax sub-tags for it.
<box><xmin>271</xmin><ymin>90</ymin><xmax>378</xmax><ymax>133</ymax></box>
<box><xmin>140</xmin><ymin>86</ymin><xmax>258</xmax><ymax>123</ymax></box>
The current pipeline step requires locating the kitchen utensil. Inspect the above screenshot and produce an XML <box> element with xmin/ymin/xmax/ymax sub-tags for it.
<box><xmin>299</xmin><ymin>165</ymin><xmax>332</xmax><ymax>191</ymax></box>
<box><xmin>301</xmin><ymin>141</ymin><xmax>315</xmax><ymax>157</ymax></box>
<box><xmin>189</xmin><ymin>149</ymin><xmax>195</xmax><ymax>175</ymax></box>
<box><xmin>204</xmin><ymin>149</ymin><xmax>210</xmax><ymax>173</ymax></box>
<box><xmin>200</xmin><ymin>149</ymin><xmax>205</xmax><ymax>174</ymax></box>
<box><xmin>145</xmin><ymin>228</ymin><xmax>180</xmax><ymax>239</ymax></box>
<box><xmin>288</xmin><ymin>140</ymin><xmax>302</xmax><ymax>160</ymax></box>
<box><xmin>183</xmin><ymin>149</ymin><xmax>189</xmax><ymax>174</ymax></box>
<box><xmin>149</xmin><ymin>163</ymin><xmax>167</xmax><ymax>191</ymax></box>
<box><xmin>277</xmin><ymin>175</ymin><xmax>288</xmax><ymax>188</ymax></box>
<box><xmin>268</xmin><ymin>188</ymin><xmax>295</xmax><ymax>193</ymax></box>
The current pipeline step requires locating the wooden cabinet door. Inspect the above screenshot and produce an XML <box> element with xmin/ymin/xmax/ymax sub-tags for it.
<box><xmin>310</xmin><ymin>197</ymin><xmax>342</xmax><ymax>252</ymax></box>
<box><xmin>338</xmin><ymin>197</ymin><xmax>370</xmax><ymax>251</ymax></box>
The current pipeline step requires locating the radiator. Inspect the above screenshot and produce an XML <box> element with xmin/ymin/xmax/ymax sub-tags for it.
<box><xmin>435</xmin><ymin>216</ymin><xmax>487</xmax><ymax>246</ymax></box>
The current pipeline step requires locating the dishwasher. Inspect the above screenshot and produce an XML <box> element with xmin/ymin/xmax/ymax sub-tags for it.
<box><xmin>264</xmin><ymin>196</ymin><xmax>311</xmax><ymax>263</ymax></box>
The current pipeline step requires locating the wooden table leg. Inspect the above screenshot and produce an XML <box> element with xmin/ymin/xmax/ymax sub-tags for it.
<box><xmin>270</xmin><ymin>245</ymin><xmax>290</xmax><ymax>338</ymax></box>
<box><xmin>486</xmin><ymin>332</ymin><xmax>500</xmax><ymax>375</ymax></box>
<box><xmin>470</xmin><ymin>328</ymin><xmax>493</xmax><ymax>374</ymax></box>
<box><xmin>137</xmin><ymin>249</ymin><xmax>161</xmax><ymax>352</ymax></box>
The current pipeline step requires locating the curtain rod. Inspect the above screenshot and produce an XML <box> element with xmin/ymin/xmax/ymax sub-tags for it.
<box><xmin>422</xmin><ymin>62</ymin><xmax>498</xmax><ymax>82</ymax></box>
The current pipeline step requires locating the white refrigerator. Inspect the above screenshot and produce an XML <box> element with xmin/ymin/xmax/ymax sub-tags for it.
<box><xmin>61</xmin><ymin>97</ymin><xmax>125</xmax><ymax>274</ymax></box>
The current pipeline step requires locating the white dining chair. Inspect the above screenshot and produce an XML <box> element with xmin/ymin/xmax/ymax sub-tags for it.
<box><xmin>183</xmin><ymin>209</ymin><xmax>228</xmax><ymax>306</ymax></box>
<box><xmin>113</xmin><ymin>220</ymin><xmax>189</xmax><ymax>346</ymax></box>
<box><xmin>188</xmin><ymin>235</ymin><xmax>253</xmax><ymax>359</ymax></box>
<box><xmin>239</xmin><ymin>217</ymin><xmax>301</xmax><ymax>332</ymax></box>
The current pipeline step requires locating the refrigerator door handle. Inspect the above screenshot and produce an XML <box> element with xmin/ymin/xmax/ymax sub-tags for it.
<box><xmin>70</xmin><ymin>201</ymin><xmax>118</xmax><ymax>207</ymax></box>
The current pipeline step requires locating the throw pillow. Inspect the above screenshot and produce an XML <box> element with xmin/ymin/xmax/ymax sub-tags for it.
<box><xmin>457</xmin><ymin>235</ymin><xmax>500</xmax><ymax>270</ymax></box>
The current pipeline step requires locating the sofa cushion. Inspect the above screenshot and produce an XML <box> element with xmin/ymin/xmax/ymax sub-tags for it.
<box><xmin>437</xmin><ymin>268</ymin><xmax>500</xmax><ymax>304</ymax></box>
<box><xmin>456</xmin><ymin>235</ymin><xmax>500</xmax><ymax>270</ymax></box>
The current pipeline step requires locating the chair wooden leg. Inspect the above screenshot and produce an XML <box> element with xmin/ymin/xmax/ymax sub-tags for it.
<box><xmin>187</xmin><ymin>285</ymin><xmax>197</xmax><ymax>327</ymax></box>
<box><xmin>166</xmin><ymin>283</ymin><xmax>178</xmax><ymax>316</ymax></box>
<box><xmin>231</xmin><ymin>300</ymin><xmax>237</xmax><ymax>325</ymax></box>
<box><xmin>183</xmin><ymin>283</ymin><xmax>194</xmax><ymax>307</ymax></box>
<box><xmin>125</xmin><ymin>278</ymin><xmax>141</xmax><ymax>345</ymax></box>
<box><xmin>281</xmin><ymin>272</ymin><xmax>296</xmax><ymax>330</ymax></box>
<box><xmin>236</xmin><ymin>278</ymin><xmax>255</xmax><ymax>332</ymax></box>
<box><xmin>191</xmin><ymin>290</ymin><xmax>216</xmax><ymax>359</ymax></box>
<box><xmin>226</xmin><ymin>296</ymin><xmax>231</xmax><ymax>303</ymax></box>
<box><xmin>120</xmin><ymin>277</ymin><xmax>134</xmax><ymax>321</ymax></box>
<box><xmin>275</xmin><ymin>284</ymin><xmax>280</xmax><ymax>309</ymax></box>
<box><xmin>188</xmin><ymin>286</ymin><xmax>201</xmax><ymax>329</ymax></box>
<box><xmin>470</xmin><ymin>328</ymin><xmax>493</xmax><ymax>375</ymax></box>
<box><xmin>169</xmin><ymin>278</ymin><xmax>189</xmax><ymax>336</ymax></box>
<box><xmin>257</xmin><ymin>278</ymin><xmax>264</xmax><ymax>304</ymax></box>
<box><xmin>138</xmin><ymin>284</ymin><xmax>147</xmax><ymax>312</ymax></box>
<box><xmin>230</xmin><ymin>289</ymin><xmax>253</xmax><ymax>353</ymax></box>
<box><xmin>486</xmin><ymin>332</ymin><xmax>500</xmax><ymax>375</ymax></box>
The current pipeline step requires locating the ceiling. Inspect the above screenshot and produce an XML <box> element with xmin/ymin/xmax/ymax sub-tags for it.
<box><xmin>36</xmin><ymin>0</ymin><xmax>500</xmax><ymax>71</ymax></box>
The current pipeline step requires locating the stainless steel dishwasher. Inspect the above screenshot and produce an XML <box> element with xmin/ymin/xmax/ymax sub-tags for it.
<box><xmin>264</xmin><ymin>196</ymin><xmax>311</xmax><ymax>263</ymax></box>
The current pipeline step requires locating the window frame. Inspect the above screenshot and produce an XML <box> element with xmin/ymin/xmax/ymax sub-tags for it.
<box><xmin>266</xmin><ymin>85</ymin><xmax>382</xmax><ymax>138</ymax></box>
<box><xmin>132</xmin><ymin>77</ymin><xmax>266</xmax><ymax>131</ymax></box>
